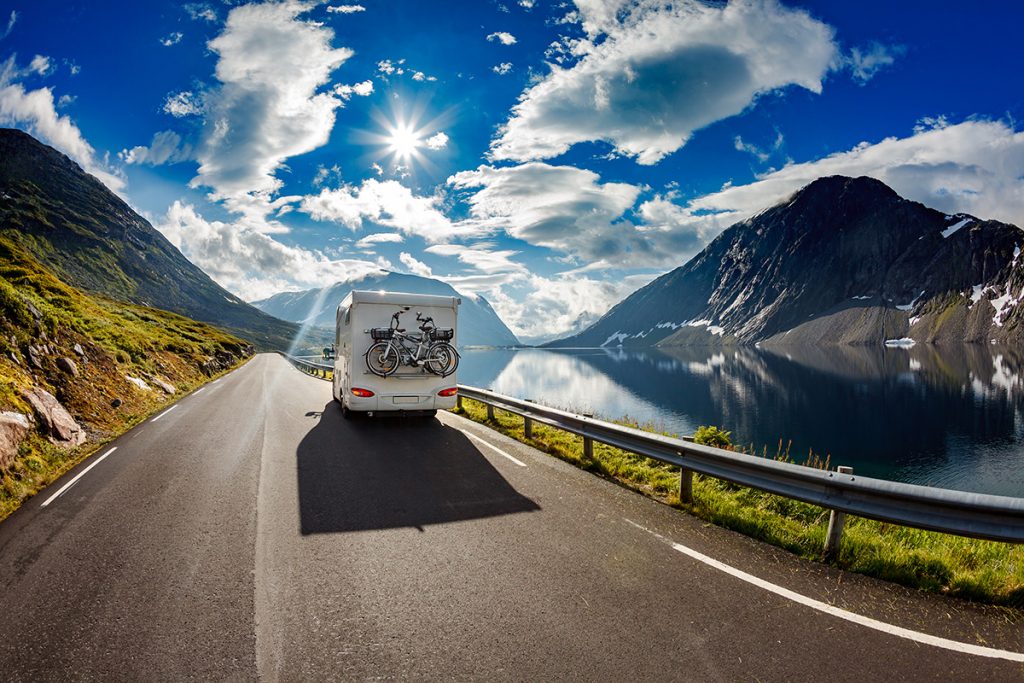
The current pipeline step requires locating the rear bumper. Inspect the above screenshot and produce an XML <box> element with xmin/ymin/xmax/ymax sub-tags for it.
<box><xmin>344</xmin><ymin>393</ymin><xmax>457</xmax><ymax>412</ymax></box>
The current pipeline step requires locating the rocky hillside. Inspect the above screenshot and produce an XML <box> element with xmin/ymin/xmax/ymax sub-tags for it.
<box><xmin>0</xmin><ymin>128</ymin><xmax>299</xmax><ymax>350</ymax></box>
<box><xmin>0</xmin><ymin>234</ymin><xmax>252</xmax><ymax>520</ymax></box>
<box><xmin>548</xmin><ymin>176</ymin><xmax>1024</xmax><ymax>348</ymax></box>
<box><xmin>253</xmin><ymin>271</ymin><xmax>521</xmax><ymax>347</ymax></box>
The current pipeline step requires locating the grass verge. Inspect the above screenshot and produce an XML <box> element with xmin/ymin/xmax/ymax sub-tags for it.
<box><xmin>453</xmin><ymin>398</ymin><xmax>1024</xmax><ymax>610</ymax></box>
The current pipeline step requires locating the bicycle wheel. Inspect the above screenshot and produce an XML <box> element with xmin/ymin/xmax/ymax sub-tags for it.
<box><xmin>365</xmin><ymin>342</ymin><xmax>400</xmax><ymax>377</ymax></box>
<box><xmin>425</xmin><ymin>342</ymin><xmax>459</xmax><ymax>377</ymax></box>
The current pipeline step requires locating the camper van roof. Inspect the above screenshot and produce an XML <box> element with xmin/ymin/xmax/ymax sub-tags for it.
<box><xmin>341</xmin><ymin>290</ymin><xmax>461</xmax><ymax>309</ymax></box>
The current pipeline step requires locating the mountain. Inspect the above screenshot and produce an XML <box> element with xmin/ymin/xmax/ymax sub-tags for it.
<box><xmin>252</xmin><ymin>272</ymin><xmax>521</xmax><ymax>347</ymax></box>
<box><xmin>0</xmin><ymin>128</ymin><xmax>301</xmax><ymax>350</ymax></box>
<box><xmin>548</xmin><ymin>176</ymin><xmax>1024</xmax><ymax>348</ymax></box>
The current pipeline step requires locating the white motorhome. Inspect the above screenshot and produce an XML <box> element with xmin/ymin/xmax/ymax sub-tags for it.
<box><xmin>333</xmin><ymin>290</ymin><xmax>460</xmax><ymax>417</ymax></box>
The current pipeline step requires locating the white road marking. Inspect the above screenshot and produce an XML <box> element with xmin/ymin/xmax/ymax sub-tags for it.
<box><xmin>192</xmin><ymin>387</ymin><xmax>206</xmax><ymax>396</ymax></box>
<box><xmin>150</xmin><ymin>405</ymin><xmax>177</xmax><ymax>422</ymax></box>
<box><xmin>462</xmin><ymin>430</ymin><xmax>527</xmax><ymax>467</ymax></box>
<box><xmin>41</xmin><ymin>448</ymin><xmax>118</xmax><ymax>507</ymax></box>
<box><xmin>626</xmin><ymin>520</ymin><xmax>1024</xmax><ymax>662</ymax></box>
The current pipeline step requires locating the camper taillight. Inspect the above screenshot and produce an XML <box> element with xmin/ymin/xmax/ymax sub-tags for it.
<box><xmin>351</xmin><ymin>387</ymin><xmax>375</xmax><ymax>397</ymax></box>
<box><xmin>437</xmin><ymin>387</ymin><xmax>458</xmax><ymax>397</ymax></box>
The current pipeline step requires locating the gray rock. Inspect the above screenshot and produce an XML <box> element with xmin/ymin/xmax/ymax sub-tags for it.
<box><xmin>0</xmin><ymin>412</ymin><xmax>30</xmax><ymax>470</ymax></box>
<box><xmin>56</xmin><ymin>357</ymin><xmax>78</xmax><ymax>376</ymax></box>
<box><xmin>110</xmin><ymin>398</ymin><xmax>122</xmax><ymax>408</ymax></box>
<box><xmin>73</xmin><ymin>343</ymin><xmax>86</xmax><ymax>357</ymax></box>
<box><xmin>22</xmin><ymin>387</ymin><xmax>86</xmax><ymax>447</ymax></box>
<box><xmin>8</xmin><ymin>351</ymin><xmax>20</xmax><ymax>365</ymax></box>
<box><xmin>148</xmin><ymin>376</ymin><xmax>176</xmax><ymax>395</ymax></box>
<box><xmin>26</xmin><ymin>346</ymin><xmax>43</xmax><ymax>370</ymax></box>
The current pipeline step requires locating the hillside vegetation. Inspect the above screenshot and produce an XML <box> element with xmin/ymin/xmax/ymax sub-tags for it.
<box><xmin>0</xmin><ymin>235</ymin><xmax>252</xmax><ymax>521</ymax></box>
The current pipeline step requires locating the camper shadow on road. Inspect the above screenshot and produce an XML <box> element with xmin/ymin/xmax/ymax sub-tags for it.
<box><xmin>296</xmin><ymin>402</ymin><xmax>540</xmax><ymax>534</ymax></box>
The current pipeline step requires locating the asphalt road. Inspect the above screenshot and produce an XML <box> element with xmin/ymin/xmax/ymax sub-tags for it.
<box><xmin>0</xmin><ymin>353</ymin><xmax>1021</xmax><ymax>681</ymax></box>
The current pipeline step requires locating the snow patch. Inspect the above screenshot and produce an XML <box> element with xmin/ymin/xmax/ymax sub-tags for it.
<box><xmin>851</xmin><ymin>295</ymin><xmax>871</xmax><ymax>300</ymax></box>
<box><xmin>895</xmin><ymin>290</ymin><xmax>925</xmax><ymax>311</ymax></box>
<box><xmin>969</xmin><ymin>284</ymin><xmax>985</xmax><ymax>307</ymax></box>
<box><xmin>940</xmin><ymin>218</ymin><xmax>971</xmax><ymax>238</ymax></box>
<box><xmin>655</xmin><ymin>321</ymin><xmax>683</xmax><ymax>330</ymax></box>
<box><xmin>909</xmin><ymin>358</ymin><xmax>921</xmax><ymax>371</ymax></box>
<box><xmin>686</xmin><ymin>319</ymin><xmax>712</xmax><ymax>327</ymax></box>
<box><xmin>706</xmin><ymin>325</ymin><xmax>725</xmax><ymax>336</ymax></box>
<box><xmin>601</xmin><ymin>332</ymin><xmax>628</xmax><ymax>347</ymax></box>
<box><xmin>990</xmin><ymin>288</ymin><xmax>1014</xmax><ymax>327</ymax></box>
<box><xmin>908</xmin><ymin>316</ymin><xmax>921</xmax><ymax>326</ymax></box>
<box><xmin>884</xmin><ymin>338</ymin><xmax>916</xmax><ymax>348</ymax></box>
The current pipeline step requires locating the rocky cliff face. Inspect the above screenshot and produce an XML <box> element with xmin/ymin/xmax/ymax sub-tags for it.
<box><xmin>547</xmin><ymin>176</ymin><xmax>1023</xmax><ymax>348</ymax></box>
<box><xmin>0</xmin><ymin>128</ymin><xmax>299</xmax><ymax>350</ymax></box>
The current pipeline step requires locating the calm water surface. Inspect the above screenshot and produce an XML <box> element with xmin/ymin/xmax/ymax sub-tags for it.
<box><xmin>458</xmin><ymin>345</ymin><xmax>1024</xmax><ymax>497</ymax></box>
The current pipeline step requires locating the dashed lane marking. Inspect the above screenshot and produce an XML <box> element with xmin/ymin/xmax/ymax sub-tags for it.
<box><xmin>461</xmin><ymin>430</ymin><xmax>527</xmax><ymax>467</ymax></box>
<box><xmin>41</xmin><ymin>448</ymin><xmax>118</xmax><ymax>508</ymax></box>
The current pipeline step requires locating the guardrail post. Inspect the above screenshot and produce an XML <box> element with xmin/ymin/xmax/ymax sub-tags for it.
<box><xmin>524</xmin><ymin>416</ymin><xmax>532</xmax><ymax>439</ymax></box>
<box><xmin>457</xmin><ymin>395</ymin><xmax>463</xmax><ymax>411</ymax></box>
<box><xmin>678</xmin><ymin>467</ymin><xmax>693</xmax><ymax>505</ymax></box>
<box><xmin>824</xmin><ymin>466</ymin><xmax>853</xmax><ymax>561</ymax></box>
<box><xmin>583</xmin><ymin>436</ymin><xmax>593</xmax><ymax>461</ymax></box>
<box><xmin>486</xmin><ymin>404</ymin><xmax>495</xmax><ymax>421</ymax></box>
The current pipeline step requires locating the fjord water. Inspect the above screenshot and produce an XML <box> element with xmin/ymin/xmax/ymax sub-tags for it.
<box><xmin>458</xmin><ymin>345</ymin><xmax>1024</xmax><ymax>497</ymax></box>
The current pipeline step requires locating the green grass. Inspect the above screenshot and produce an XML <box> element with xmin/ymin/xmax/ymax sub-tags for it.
<box><xmin>0</xmin><ymin>235</ymin><xmax>252</xmax><ymax>522</ymax></box>
<box><xmin>453</xmin><ymin>398</ymin><xmax>1024</xmax><ymax>609</ymax></box>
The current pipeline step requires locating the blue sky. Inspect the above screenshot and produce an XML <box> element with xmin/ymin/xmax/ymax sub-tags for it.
<box><xmin>2</xmin><ymin>1</ymin><xmax>1023</xmax><ymax>342</ymax></box>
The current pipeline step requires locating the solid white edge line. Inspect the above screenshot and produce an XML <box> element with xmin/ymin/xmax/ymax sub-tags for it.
<box><xmin>625</xmin><ymin>520</ymin><xmax>1024</xmax><ymax>663</ymax></box>
<box><xmin>150</xmin><ymin>405</ymin><xmax>177</xmax><ymax>422</ymax></box>
<box><xmin>192</xmin><ymin>387</ymin><xmax>206</xmax><ymax>395</ymax></box>
<box><xmin>462</xmin><ymin>431</ymin><xmax>527</xmax><ymax>467</ymax></box>
<box><xmin>41</xmin><ymin>447</ymin><xmax>118</xmax><ymax>507</ymax></box>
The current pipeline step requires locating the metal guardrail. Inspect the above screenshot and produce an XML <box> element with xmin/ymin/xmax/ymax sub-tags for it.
<box><xmin>281</xmin><ymin>352</ymin><xmax>333</xmax><ymax>380</ymax></box>
<box><xmin>456</xmin><ymin>386</ymin><xmax>1024</xmax><ymax>546</ymax></box>
<box><xmin>279</xmin><ymin>353</ymin><xmax>1024</xmax><ymax>546</ymax></box>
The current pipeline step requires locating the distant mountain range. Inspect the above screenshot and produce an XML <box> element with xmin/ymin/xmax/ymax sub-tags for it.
<box><xmin>0</xmin><ymin>128</ymin><xmax>300</xmax><ymax>350</ymax></box>
<box><xmin>253</xmin><ymin>272</ymin><xmax>521</xmax><ymax>347</ymax></box>
<box><xmin>548</xmin><ymin>176</ymin><xmax>1024</xmax><ymax>348</ymax></box>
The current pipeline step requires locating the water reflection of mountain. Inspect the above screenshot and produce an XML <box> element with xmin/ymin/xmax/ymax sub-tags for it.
<box><xmin>461</xmin><ymin>345</ymin><xmax>1024</xmax><ymax>496</ymax></box>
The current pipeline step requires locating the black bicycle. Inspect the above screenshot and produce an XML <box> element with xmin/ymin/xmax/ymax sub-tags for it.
<box><xmin>365</xmin><ymin>308</ymin><xmax>459</xmax><ymax>377</ymax></box>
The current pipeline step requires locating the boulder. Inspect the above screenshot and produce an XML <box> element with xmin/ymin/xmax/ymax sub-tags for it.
<box><xmin>56</xmin><ymin>357</ymin><xmax>78</xmax><ymax>376</ymax></box>
<box><xmin>0</xmin><ymin>412</ymin><xmax>30</xmax><ymax>470</ymax></box>
<box><xmin>125</xmin><ymin>375</ymin><xmax>151</xmax><ymax>391</ymax></box>
<box><xmin>73</xmin><ymin>343</ymin><xmax>86</xmax><ymax>357</ymax></box>
<box><xmin>110</xmin><ymin>398</ymin><xmax>122</xmax><ymax>408</ymax></box>
<box><xmin>22</xmin><ymin>387</ymin><xmax>86</xmax><ymax>447</ymax></box>
<box><xmin>149</xmin><ymin>376</ymin><xmax>176</xmax><ymax>395</ymax></box>
<box><xmin>26</xmin><ymin>346</ymin><xmax>43</xmax><ymax>370</ymax></box>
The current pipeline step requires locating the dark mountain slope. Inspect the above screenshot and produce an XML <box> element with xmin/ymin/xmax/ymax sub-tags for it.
<box><xmin>548</xmin><ymin>176</ymin><xmax>1023</xmax><ymax>347</ymax></box>
<box><xmin>0</xmin><ymin>128</ymin><xmax>299</xmax><ymax>350</ymax></box>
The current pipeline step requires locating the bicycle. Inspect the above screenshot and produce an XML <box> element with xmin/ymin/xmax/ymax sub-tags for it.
<box><xmin>364</xmin><ymin>308</ymin><xmax>459</xmax><ymax>378</ymax></box>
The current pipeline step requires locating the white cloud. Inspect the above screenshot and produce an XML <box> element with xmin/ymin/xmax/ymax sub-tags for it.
<box><xmin>1</xmin><ymin>11</ymin><xmax>16</xmax><ymax>40</ymax></box>
<box><xmin>355</xmin><ymin>232</ymin><xmax>404</xmax><ymax>248</ymax></box>
<box><xmin>334</xmin><ymin>79</ymin><xmax>374</xmax><ymax>98</ymax></box>
<box><xmin>57</xmin><ymin>93</ymin><xmax>75</xmax><ymax>107</ymax></box>
<box><xmin>191</xmin><ymin>0</ymin><xmax>353</xmax><ymax>205</ymax></box>
<box><xmin>487</xmin><ymin>32</ymin><xmax>517</xmax><ymax>45</ymax></box>
<box><xmin>844</xmin><ymin>41</ymin><xmax>903</xmax><ymax>84</ymax></box>
<box><xmin>311</xmin><ymin>163</ymin><xmax>342</xmax><ymax>187</ymax></box>
<box><xmin>491</xmin><ymin>0</ymin><xmax>836</xmax><ymax>165</ymax></box>
<box><xmin>0</xmin><ymin>59</ymin><xmax>123</xmax><ymax>191</ymax></box>
<box><xmin>163</xmin><ymin>90</ymin><xmax>202</xmax><ymax>117</ymax></box>
<box><xmin>733</xmin><ymin>131</ymin><xmax>784</xmax><ymax>162</ymax></box>
<box><xmin>448</xmin><ymin>162</ymin><xmax>652</xmax><ymax>263</ymax></box>
<box><xmin>519</xmin><ymin>0</ymin><xmax>535</xmax><ymax>8</ymax></box>
<box><xmin>327</xmin><ymin>4</ymin><xmax>366</xmax><ymax>13</ymax></box>
<box><xmin>399</xmin><ymin>252</ymin><xmax>433</xmax><ymax>277</ymax></box>
<box><xmin>425</xmin><ymin>131</ymin><xmax>449</xmax><ymax>150</ymax></box>
<box><xmin>425</xmin><ymin>243</ymin><xmax>526</xmax><ymax>275</ymax></box>
<box><xmin>160</xmin><ymin>32</ymin><xmax>184</xmax><ymax>47</ymax></box>
<box><xmin>184</xmin><ymin>3</ymin><xmax>217</xmax><ymax>22</ymax></box>
<box><xmin>686</xmin><ymin>118</ymin><xmax>1024</xmax><ymax>231</ymax></box>
<box><xmin>377</xmin><ymin>59</ymin><xmax>403</xmax><ymax>76</ymax></box>
<box><xmin>492</xmin><ymin>62</ymin><xmax>513</xmax><ymax>75</ymax></box>
<box><xmin>157</xmin><ymin>200</ymin><xmax>386</xmax><ymax>300</ymax></box>
<box><xmin>301</xmin><ymin>179</ymin><xmax>482</xmax><ymax>242</ymax></box>
<box><xmin>28</xmin><ymin>55</ymin><xmax>51</xmax><ymax>76</ymax></box>
<box><xmin>119</xmin><ymin>130</ymin><xmax>191</xmax><ymax>166</ymax></box>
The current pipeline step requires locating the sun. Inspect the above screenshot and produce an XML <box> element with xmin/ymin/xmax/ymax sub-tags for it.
<box><xmin>386</xmin><ymin>123</ymin><xmax>423</xmax><ymax>160</ymax></box>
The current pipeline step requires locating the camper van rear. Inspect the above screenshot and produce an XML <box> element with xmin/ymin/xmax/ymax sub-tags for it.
<box><xmin>333</xmin><ymin>290</ymin><xmax>460</xmax><ymax>417</ymax></box>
